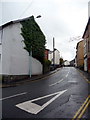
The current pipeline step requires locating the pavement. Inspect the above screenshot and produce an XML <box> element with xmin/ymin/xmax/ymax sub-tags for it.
<box><xmin>77</xmin><ymin>68</ymin><xmax>90</xmax><ymax>83</ymax></box>
<box><xmin>1</xmin><ymin>67</ymin><xmax>90</xmax><ymax>88</ymax></box>
<box><xmin>0</xmin><ymin>68</ymin><xmax>61</xmax><ymax>88</ymax></box>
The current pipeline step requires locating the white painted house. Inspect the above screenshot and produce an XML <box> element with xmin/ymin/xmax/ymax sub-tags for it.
<box><xmin>0</xmin><ymin>17</ymin><xmax>42</xmax><ymax>80</ymax></box>
<box><xmin>63</xmin><ymin>60</ymin><xmax>70</xmax><ymax>66</ymax></box>
<box><xmin>48</xmin><ymin>49</ymin><xmax>60</xmax><ymax>65</ymax></box>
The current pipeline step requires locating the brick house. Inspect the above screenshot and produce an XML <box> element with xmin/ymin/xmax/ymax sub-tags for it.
<box><xmin>82</xmin><ymin>17</ymin><xmax>90</xmax><ymax>73</ymax></box>
<box><xmin>76</xmin><ymin>40</ymin><xmax>84</xmax><ymax>69</ymax></box>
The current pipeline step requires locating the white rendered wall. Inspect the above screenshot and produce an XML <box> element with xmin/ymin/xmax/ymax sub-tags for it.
<box><xmin>55</xmin><ymin>50</ymin><xmax>60</xmax><ymax>65</ymax></box>
<box><xmin>48</xmin><ymin>53</ymin><xmax>53</xmax><ymax>64</ymax></box>
<box><xmin>64</xmin><ymin>61</ymin><xmax>70</xmax><ymax>66</ymax></box>
<box><xmin>48</xmin><ymin>50</ymin><xmax>60</xmax><ymax>65</ymax></box>
<box><xmin>0</xmin><ymin>30</ymin><xmax>2</xmax><ymax>74</ymax></box>
<box><xmin>1</xmin><ymin>22</ymin><xmax>42</xmax><ymax>75</ymax></box>
<box><xmin>31</xmin><ymin>57</ymin><xmax>42</xmax><ymax>75</ymax></box>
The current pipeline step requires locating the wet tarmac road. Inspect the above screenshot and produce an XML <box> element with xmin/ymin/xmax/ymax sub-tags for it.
<box><xmin>1</xmin><ymin>67</ymin><xmax>90</xmax><ymax>119</ymax></box>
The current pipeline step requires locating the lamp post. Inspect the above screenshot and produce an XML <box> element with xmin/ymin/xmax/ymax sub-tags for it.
<box><xmin>29</xmin><ymin>15</ymin><xmax>41</xmax><ymax>78</ymax></box>
<box><xmin>29</xmin><ymin>46</ymin><xmax>32</xmax><ymax>78</ymax></box>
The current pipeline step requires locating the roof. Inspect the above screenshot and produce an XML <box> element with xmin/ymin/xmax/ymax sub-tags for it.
<box><xmin>48</xmin><ymin>48</ymin><xmax>60</xmax><ymax>54</ymax></box>
<box><xmin>0</xmin><ymin>16</ymin><xmax>33</xmax><ymax>30</ymax></box>
<box><xmin>45</xmin><ymin>49</ymin><xmax>50</xmax><ymax>51</ymax></box>
<box><xmin>54</xmin><ymin>48</ymin><xmax>60</xmax><ymax>53</ymax></box>
<box><xmin>82</xmin><ymin>17</ymin><xmax>90</xmax><ymax>38</ymax></box>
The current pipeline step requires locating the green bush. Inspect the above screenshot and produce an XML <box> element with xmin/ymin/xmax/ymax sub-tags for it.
<box><xmin>44</xmin><ymin>59</ymin><xmax>51</xmax><ymax>67</ymax></box>
<box><xmin>43</xmin><ymin>60</ymin><xmax>51</xmax><ymax>73</ymax></box>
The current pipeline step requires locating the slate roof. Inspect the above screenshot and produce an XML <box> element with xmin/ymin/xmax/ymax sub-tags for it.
<box><xmin>0</xmin><ymin>16</ymin><xmax>32</xmax><ymax>30</ymax></box>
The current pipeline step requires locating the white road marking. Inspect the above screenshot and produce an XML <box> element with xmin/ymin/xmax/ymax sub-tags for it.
<box><xmin>65</xmin><ymin>74</ymin><xmax>68</xmax><ymax>77</ymax></box>
<box><xmin>68</xmin><ymin>81</ymin><xmax>77</xmax><ymax>83</ymax></box>
<box><xmin>0</xmin><ymin>92</ymin><xmax>27</xmax><ymax>101</ymax></box>
<box><xmin>49</xmin><ymin>79</ymin><xmax>63</xmax><ymax>87</ymax></box>
<box><xmin>49</xmin><ymin>71</ymin><xmax>70</xmax><ymax>87</ymax></box>
<box><xmin>16</xmin><ymin>89</ymin><xmax>67</xmax><ymax>114</ymax></box>
<box><xmin>65</xmin><ymin>71</ymin><xmax>70</xmax><ymax>78</ymax></box>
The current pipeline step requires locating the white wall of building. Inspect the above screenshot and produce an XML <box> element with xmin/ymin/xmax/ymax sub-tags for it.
<box><xmin>55</xmin><ymin>50</ymin><xmax>60</xmax><ymax>65</ymax></box>
<box><xmin>64</xmin><ymin>60</ymin><xmax>70</xmax><ymax>66</ymax></box>
<box><xmin>31</xmin><ymin>57</ymin><xmax>42</xmax><ymax>75</ymax></box>
<box><xmin>0</xmin><ymin>22</ymin><xmax>42</xmax><ymax>75</ymax></box>
<box><xmin>48</xmin><ymin>50</ymin><xmax>60</xmax><ymax>65</ymax></box>
<box><xmin>48</xmin><ymin>52</ymin><xmax>53</xmax><ymax>64</ymax></box>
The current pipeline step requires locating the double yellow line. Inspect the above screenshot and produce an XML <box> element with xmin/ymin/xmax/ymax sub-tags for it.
<box><xmin>72</xmin><ymin>95</ymin><xmax>90</xmax><ymax>120</ymax></box>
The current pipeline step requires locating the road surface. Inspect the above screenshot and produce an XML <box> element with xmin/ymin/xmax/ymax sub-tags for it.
<box><xmin>1</xmin><ymin>67</ymin><xmax>90</xmax><ymax>119</ymax></box>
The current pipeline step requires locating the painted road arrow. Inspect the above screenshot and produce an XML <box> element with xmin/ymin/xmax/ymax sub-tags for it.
<box><xmin>16</xmin><ymin>89</ymin><xmax>67</xmax><ymax>114</ymax></box>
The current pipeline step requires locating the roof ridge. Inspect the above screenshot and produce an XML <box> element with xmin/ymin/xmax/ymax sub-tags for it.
<box><xmin>0</xmin><ymin>16</ymin><xmax>32</xmax><ymax>29</ymax></box>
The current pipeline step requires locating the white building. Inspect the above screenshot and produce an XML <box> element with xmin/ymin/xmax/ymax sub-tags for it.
<box><xmin>64</xmin><ymin>60</ymin><xmax>70</xmax><ymax>66</ymax></box>
<box><xmin>48</xmin><ymin>49</ymin><xmax>60</xmax><ymax>65</ymax></box>
<box><xmin>0</xmin><ymin>17</ymin><xmax>42</xmax><ymax>80</ymax></box>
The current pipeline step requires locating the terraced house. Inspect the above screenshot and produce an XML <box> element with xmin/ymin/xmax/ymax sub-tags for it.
<box><xmin>75</xmin><ymin>40</ymin><xmax>84</xmax><ymax>69</ymax></box>
<box><xmin>82</xmin><ymin>17</ymin><xmax>90</xmax><ymax>73</ymax></box>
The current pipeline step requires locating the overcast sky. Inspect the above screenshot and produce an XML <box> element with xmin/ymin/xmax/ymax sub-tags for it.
<box><xmin>1</xmin><ymin>0</ymin><xmax>90</xmax><ymax>61</ymax></box>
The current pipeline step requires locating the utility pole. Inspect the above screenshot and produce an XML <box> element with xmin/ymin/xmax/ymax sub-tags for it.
<box><xmin>29</xmin><ymin>46</ymin><xmax>32</xmax><ymax>78</ymax></box>
<box><xmin>53</xmin><ymin>37</ymin><xmax>55</xmax><ymax>67</ymax></box>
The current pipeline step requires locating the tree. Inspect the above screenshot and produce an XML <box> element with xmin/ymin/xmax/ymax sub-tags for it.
<box><xmin>60</xmin><ymin>57</ymin><xmax>64</xmax><ymax>66</ymax></box>
<box><xmin>20</xmin><ymin>16</ymin><xmax>46</xmax><ymax>64</ymax></box>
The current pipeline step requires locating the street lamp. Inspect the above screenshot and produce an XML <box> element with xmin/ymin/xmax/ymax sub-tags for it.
<box><xmin>29</xmin><ymin>15</ymin><xmax>41</xmax><ymax>78</ymax></box>
<box><xmin>36</xmin><ymin>15</ymin><xmax>42</xmax><ymax>18</ymax></box>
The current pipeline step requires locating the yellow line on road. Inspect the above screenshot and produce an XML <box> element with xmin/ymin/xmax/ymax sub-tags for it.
<box><xmin>72</xmin><ymin>95</ymin><xmax>90</xmax><ymax>120</ymax></box>
<box><xmin>76</xmin><ymin>100</ymin><xmax>90</xmax><ymax>120</ymax></box>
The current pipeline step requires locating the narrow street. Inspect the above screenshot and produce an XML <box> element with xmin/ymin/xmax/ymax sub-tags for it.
<box><xmin>2</xmin><ymin>67</ymin><xmax>90</xmax><ymax>119</ymax></box>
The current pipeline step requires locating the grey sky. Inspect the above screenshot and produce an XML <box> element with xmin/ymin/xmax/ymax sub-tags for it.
<box><xmin>1</xmin><ymin>0</ymin><xmax>89</xmax><ymax>60</ymax></box>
